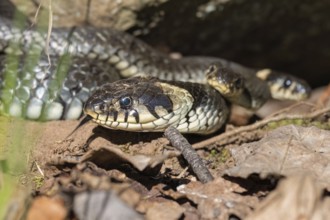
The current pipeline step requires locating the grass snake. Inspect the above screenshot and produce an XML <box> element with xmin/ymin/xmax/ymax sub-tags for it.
<box><xmin>0</xmin><ymin>16</ymin><xmax>311</xmax><ymax>134</ymax></box>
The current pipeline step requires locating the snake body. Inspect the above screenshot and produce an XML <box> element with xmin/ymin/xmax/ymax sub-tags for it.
<box><xmin>0</xmin><ymin>16</ymin><xmax>311</xmax><ymax>133</ymax></box>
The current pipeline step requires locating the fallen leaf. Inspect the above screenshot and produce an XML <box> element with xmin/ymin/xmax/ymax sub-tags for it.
<box><xmin>49</xmin><ymin>144</ymin><xmax>179</xmax><ymax>172</ymax></box>
<box><xmin>161</xmin><ymin>178</ymin><xmax>257</xmax><ymax>219</ymax></box>
<box><xmin>226</xmin><ymin>125</ymin><xmax>330</xmax><ymax>189</ymax></box>
<box><xmin>26</xmin><ymin>196</ymin><xmax>67</xmax><ymax>220</ymax></box>
<box><xmin>246</xmin><ymin>174</ymin><xmax>330</xmax><ymax>220</ymax></box>
<box><xmin>145</xmin><ymin>200</ymin><xmax>184</xmax><ymax>220</ymax></box>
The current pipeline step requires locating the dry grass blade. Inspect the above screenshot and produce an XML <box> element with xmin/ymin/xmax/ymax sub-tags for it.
<box><xmin>45</xmin><ymin>0</ymin><xmax>53</xmax><ymax>70</ymax></box>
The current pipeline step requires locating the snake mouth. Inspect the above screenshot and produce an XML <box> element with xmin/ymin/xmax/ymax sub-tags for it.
<box><xmin>86</xmin><ymin>110</ymin><xmax>186</xmax><ymax>132</ymax></box>
<box><xmin>84</xmin><ymin>102</ymin><xmax>99</xmax><ymax>120</ymax></box>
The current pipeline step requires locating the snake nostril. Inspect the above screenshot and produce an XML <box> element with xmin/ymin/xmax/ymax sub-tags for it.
<box><xmin>99</xmin><ymin>103</ymin><xmax>108</xmax><ymax>112</ymax></box>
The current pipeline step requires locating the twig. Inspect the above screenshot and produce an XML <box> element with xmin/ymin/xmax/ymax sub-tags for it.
<box><xmin>177</xmin><ymin>167</ymin><xmax>189</xmax><ymax>179</ymax></box>
<box><xmin>193</xmin><ymin>106</ymin><xmax>330</xmax><ymax>149</ymax></box>
<box><xmin>266</xmin><ymin>101</ymin><xmax>315</xmax><ymax>118</ymax></box>
<box><xmin>164</xmin><ymin>126</ymin><xmax>214</xmax><ymax>183</ymax></box>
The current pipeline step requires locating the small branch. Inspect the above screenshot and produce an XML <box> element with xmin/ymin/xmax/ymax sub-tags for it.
<box><xmin>193</xmin><ymin>106</ymin><xmax>330</xmax><ymax>149</ymax></box>
<box><xmin>164</xmin><ymin>126</ymin><xmax>214</xmax><ymax>183</ymax></box>
<box><xmin>266</xmin><ymin>101</ymin><xmax>315</xmax><ymax>118</ymax></box>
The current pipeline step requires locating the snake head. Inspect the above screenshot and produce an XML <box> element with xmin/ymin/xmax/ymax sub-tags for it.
<box><xmin>205</xmin><ymin>64</ymin><xmax>245</xmax><ymax>98</ymax></box>
<box><xmin>256</xmin><ymin>69</ymin><xmax>311</xmax><ymax>100</ymax></box>
<box><xmin>84</xmin><ymin>76</ymin><xmax>193</xmax><ymax>132</ymax></box>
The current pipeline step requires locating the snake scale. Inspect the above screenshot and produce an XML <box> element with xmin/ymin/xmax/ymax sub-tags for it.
<box><xmin>0</xmin><ymin>15</ymin><xmax>311</xmax><ymax>134</ymax></box>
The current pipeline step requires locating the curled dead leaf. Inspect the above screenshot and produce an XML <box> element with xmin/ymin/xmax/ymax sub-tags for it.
<box><xmin>159</xmin><ymin>178</ymin><xmax>257</xmax><ymax>219</ymax></box>
<box><xmin>246</xmin><ymin>174</ymin><xmax>330</xmax><ymax>220</ymax></box>
<box><xmin>145</xmin><ymin>201</ymin><xmax>184</xmax><ymax>220</ymax></box>
<box><xmin>48</xmin><ymin>145</ymin><xmax>179</xmax><ymax>172</ymax></box>
<box><xmin>226</xmin><ymin>125</ymin><xmax>330</xmax><ymax>189</ymax></box>
<box><xmin>26</xmin><ymin>196</ymin><xmax>67</xmax><ymax>220</ymax></box>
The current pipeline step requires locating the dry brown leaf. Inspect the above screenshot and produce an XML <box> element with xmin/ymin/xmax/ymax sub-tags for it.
<box><xmin>41</xmin><ymin>162</ymin><xmax>144</xmax><ymax>202</ymax></box>
<box><xmin>145</xmin><ymin>200</ymin><xmax>185</xmax><ymax>220</ymax></box>
<box><xmin>226</xmin><ymin>125</ymin><xmax>330</xmax><ymax>189</ymax></box>
<box><xmin>246</xmin><ymin>174</ymin><xmax>330</xmax><ymax>220</ymax></box>
<box><xmin>49</xmin><ymin>144</ymin><xmax>179</xmax><ymax>172</ymax></box>
<box><xmin>161</xmin><ymin>178</ymin><xmax>258</xmax><ymax>219</ymax></box>
<box><xmin>26</xmin><ymin>196</ymin><xmax>67</xmax><ymax>220</ymax></box>
<box><xmin>46</xmin><ymin>121</ymin><xmax>177</xmax><ymax>172</ymax></box>
<box><xmin>79</xmin><ymin>145</ymin><xmax>176</xmax><ymax>171</ymax></box>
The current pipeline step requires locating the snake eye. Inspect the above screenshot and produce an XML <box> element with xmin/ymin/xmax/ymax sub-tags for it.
<box><xmin>234</xmin><ymin>78</ymin><xmax>243</xmax><ymax>88</ymax></box>
<box><xmin>283</xmin><ymin>78</ymin><xmax>292</xmax><ymax>88</ymax></box>
<box><xmin>119</xmin><ymin>96</ymin><xmax>132</xmax><ymax>108</ymax></box>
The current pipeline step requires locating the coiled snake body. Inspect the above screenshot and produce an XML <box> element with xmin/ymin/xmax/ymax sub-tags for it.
<box><xmin>0</xmin><ymin>16</ymin><xmax>311</xmax><ymax>134</ymax></box>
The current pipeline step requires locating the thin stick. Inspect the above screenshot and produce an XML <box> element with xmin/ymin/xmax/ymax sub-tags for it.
<box><xmin>193</xmin><ymin>106</ymin><xmax>330</xmax><ymax>149</ymax></box>
<box><xmin>164</xmin><ymin>126</ymin><xmax>214</xmax><ymax>183</ymax></box>
<box><xmin>266</xmin><ymin>101</ymin><xmax>315</xmax><ymax>118</ymax></box>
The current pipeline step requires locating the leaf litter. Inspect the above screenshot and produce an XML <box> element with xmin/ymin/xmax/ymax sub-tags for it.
<box><xmin>226</xmin><ymin>125</ymin><xmax>330</xmax><ymax>190</ymax></box>
<box><xmin>3</xmin><ymin>88</ymin><xmax>330</xmax><ymax>220</ymax></box>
